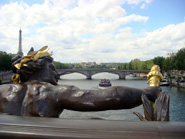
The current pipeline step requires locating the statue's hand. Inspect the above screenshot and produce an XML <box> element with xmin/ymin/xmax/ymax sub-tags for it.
<box><xmin>154</xmin><ymin>92</ymin><xmax>170</xmax><ymax>121</ymax></box>
<box><xmin>134</xmin><ymin>91</ymin><xmax>169</xmax><ymax>121</ymax></box>
<box><xmin>144</xmin><ymin>87</ymin><xmax>162</xmax><ymax>102</ymax></box>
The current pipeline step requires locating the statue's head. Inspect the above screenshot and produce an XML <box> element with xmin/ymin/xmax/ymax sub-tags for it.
<box><xmin>150</xmin><ymin>65</ymin><xmax>160</xmax><ymax>72</ymax></box>
<box><xmin>12</xmin><ymin>46</ymin><xmax>60</xmax><ymax>85</ymax></box>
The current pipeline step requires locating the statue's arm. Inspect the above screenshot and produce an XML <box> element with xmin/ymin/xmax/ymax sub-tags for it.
<box><xmin>54</xmin><ymin>85</ymin><xmax>161</xmax><ymax>111</ymax></box>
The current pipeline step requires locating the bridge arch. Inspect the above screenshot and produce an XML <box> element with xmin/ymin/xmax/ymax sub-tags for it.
<box><xmin>91</xmin><ymin>71</ymin><xmax>124</xmax><ymax>79</ymax></box>
<box><xmin>91</xmin><ymin>72</ymin><xmax>119</xmax><ymax>79</ymax></box>
<box><xmin>60</xmin><ymin>72</ymin><xmax>87</xmax><ymax>79</ymax></box>
<box><xmin>58</xmin><ymin>70</ymin><xmax>92</xmax><ymax>79</ymax></box>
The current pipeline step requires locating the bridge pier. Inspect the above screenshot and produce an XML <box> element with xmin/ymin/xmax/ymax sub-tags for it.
<box><xmin>86</xmin><ymin>74</ymin><xmax>92</xmax><ymax>80</ymax></box>
<box><xmin>118</xmin><ymin>72</ymin><xmax>126</xmax><ymax>79</ymax></box>
<box><xmin>119</xmin><ymin>75</ymin><xmax>126</xmax><ymax>80</ymax></box>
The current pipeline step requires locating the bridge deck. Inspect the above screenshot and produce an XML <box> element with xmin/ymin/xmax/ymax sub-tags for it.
<box><xmin>0</xmin><ymin>115</ymin><xmax>184</xmax><ymax>138</ymax></box>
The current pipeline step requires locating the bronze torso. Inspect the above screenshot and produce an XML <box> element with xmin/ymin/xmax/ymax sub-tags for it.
<box><xmin>0</xmin><ymin>81</ymin><xmax>63</xmax><ymax>117</ymax></box>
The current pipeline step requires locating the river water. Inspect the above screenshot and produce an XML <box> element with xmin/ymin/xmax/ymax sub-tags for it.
<box><xmin>59</xmin><ymin>73</ymin><xmax>185</xmax><ymax>121</ymax></box>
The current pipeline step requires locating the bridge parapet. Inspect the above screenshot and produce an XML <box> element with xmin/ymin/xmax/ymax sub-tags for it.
<box><xmin>0</xmin><ymin>115</ymin><xmax>185</xmax><ymax>138</ymax></box>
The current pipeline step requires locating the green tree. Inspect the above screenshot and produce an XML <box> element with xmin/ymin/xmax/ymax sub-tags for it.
<box><xmin>130</xmin><ymin>59</ymin><xmax>141</xmax><ymax>70</ymax></box>
<box><xmin>115</xmin><ymin>65</ymin><xmax>121</xmax><ymax>70</ymax></box>
<box><xmin>128</xmin><ymin>61</ymin><xmax>133</xmax><ymax>70</ymax></box>
<box><xmin>54</xmin><ymin>61</ymin><xmax>74</xmax><ymax>69</ymax></box>
<box><xmin>73</xmin><ymin>64</ymin><xmax>82</xmax><ymax>69</ymax></box>
<box><xmin>146</xmin><ymin>60</ymin><xmax>154</xmax><ymax>70</ymax></box>
<box><xmin>163</xmin><ymin>56</ymin><xmax>176</xmax><ymax>71</ymax></box>
<box><xmin>0</xmin><ymin>51</ymin><xmax>12</xmax><ymax>71</ymax></box>
<box><xmin>140</xmin><ymin>61</ymin><xmax>147</xmax><ymax>70</ymax></box>
<box><xmin>153</xmin><ymin>56</ymin><xmax>165</xmax><ymax>71</ymax></box>
<box><xmin>176</xmin><ymin>48</ymin><xmax>185</xmax><ymax>70</ymax></box>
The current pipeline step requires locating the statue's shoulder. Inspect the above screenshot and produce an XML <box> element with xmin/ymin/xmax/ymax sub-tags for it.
<box><xmin>24</xmin><ymin>81</ymin><xmax>80</xmax><ymax>95</ymax></box>
<box><xmin>24</xmin><ymin>80</ymin><xmax>56</xmax><ymax>95</ymax></box>
<box><xmin>0</xmin><ymin>83</ymin><xmax>24</xmax><ymax>91</ymax></box>
<box><xmin>24</xmin><ymin>80</ymin><xmax>49</xmax><ymax>88</ymax></box>
<box><xmin>25</xmin><ymin>80</ymin><xmax>53</xmax><ymax>86</ymax></box>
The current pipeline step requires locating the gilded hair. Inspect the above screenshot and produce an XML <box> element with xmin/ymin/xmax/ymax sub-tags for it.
<box><xmin>12</xmin><ymin>46</ymin><xmax>53</xmax><ymax>84</ymax></box>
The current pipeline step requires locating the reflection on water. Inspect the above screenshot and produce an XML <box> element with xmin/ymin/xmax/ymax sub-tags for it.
<box><xmin>59</xmin><ymin>73</ymin><xmax>185</xmax><ymax>121</ymax></box>
<box><xmin>161</xmin><ymin>87</ymin><xmax>185</xmax><ymax>121</ymax></box>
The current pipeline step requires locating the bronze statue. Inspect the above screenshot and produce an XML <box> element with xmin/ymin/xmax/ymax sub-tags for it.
<box><xmin>0</xmin><ymin>46</ymin><xmax>167</xmax><ymax>120</ymax></box>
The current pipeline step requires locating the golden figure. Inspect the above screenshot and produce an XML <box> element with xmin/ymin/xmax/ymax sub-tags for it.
<box><xmin>147</xmin><ymin>65</ymin><xmax>163</xmax><ymax>86</ymax></box>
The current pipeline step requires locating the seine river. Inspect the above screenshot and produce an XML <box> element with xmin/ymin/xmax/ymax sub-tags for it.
<box><xmin>59</xmin><ymin>73</ymin><xmax>185</xmax><ymax>121</ymax></box>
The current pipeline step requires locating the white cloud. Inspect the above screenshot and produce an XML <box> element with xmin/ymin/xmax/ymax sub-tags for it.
<box><xmin>0</xmin><ymin>2</ymin><xmax>25</xmax><ymax>26</ymax></box>
<box><xmin>123</xmin><ymin>0</ymin><xmax>152</xmax><ymax>9</ymax></box>
<box><xmin>125</xmin><ymin>22</ymin><xmax>185</xmax><ymax>59</ymax></box>
<box><xmin>0</xmin><ymin>0</ymin><xmax>184</xmax><ymax>63</ymax></box>
<box><xmin>50</xmin><ymin>0</ymin><xmax>77</xmax><ymax>8</ymax></box>
<box><xmin>116</xmin><ymin>14</ymin><xmax>148</xmax><ymax>24</ymax></box>
<box><xmin>140</xmin><ymin>3</ymin><xmax>146</xmax><ymax>9</ymax></box>
<box><xmin>124</xmin><ymin>0</ymin><xmax>152</xmax><ymax>5</ymax></box>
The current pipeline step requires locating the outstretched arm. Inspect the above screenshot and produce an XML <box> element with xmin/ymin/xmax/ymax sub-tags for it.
<box><xmin>20</xmin><ymin>81</ymin><xmax>161</xmax><ymax>117</ymax></box>
<box><xmin>55</xmin><ymin>85</ymin><xmax>161</xmax><ymax>111</ymax></box>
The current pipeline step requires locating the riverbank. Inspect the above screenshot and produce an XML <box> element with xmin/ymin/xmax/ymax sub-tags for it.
<box><xmin>170</xmin><ymin>78</ymin><xmax>185</xmax><ymax>88</ymax></box>
<box><xmin>164</xmin><ymin>70</ymin><xmax>185</xmax><ymax>88</ymax></box>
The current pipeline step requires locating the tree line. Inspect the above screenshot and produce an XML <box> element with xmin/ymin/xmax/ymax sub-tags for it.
<box><xmin>0</xmin><ymin>51</ymin><xmax>12</xmax><ymax>71</ymax></box>
<box><xmin>115</xmin><ymin>48</ymin><xmax>185</xmax><ymax>71</ymax></box>
<box><xmin>54</xmin><ymin>61</ymin><xmax>107</xmax><ymax>69</ymax></box>
<box><xmin>0</xmin><ymin>47</ymin><xmax>184</xmax><ymax>71</ymax></box>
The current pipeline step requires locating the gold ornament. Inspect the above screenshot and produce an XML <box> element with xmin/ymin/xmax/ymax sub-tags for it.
<box><xmin>147</xmin><ymin>65</ymin><xmax>163</xmax><ymax>87</ymax></box>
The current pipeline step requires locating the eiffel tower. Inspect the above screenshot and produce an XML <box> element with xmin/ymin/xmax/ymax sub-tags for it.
<box><xmin>17</xmin><ymin>29</ymin><xmax>23</xmax><ymax>56</ymax></box>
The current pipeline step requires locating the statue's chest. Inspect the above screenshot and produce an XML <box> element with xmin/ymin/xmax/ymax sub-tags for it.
<box><xmin>0</xmin><ymin>85</ymin><xmax>26</xmax><ymax>115</ymax></box>
<box><xmin>21</xmin><ymin>84</ymin><xmax>57</xmax><ymax>117</ymax></box>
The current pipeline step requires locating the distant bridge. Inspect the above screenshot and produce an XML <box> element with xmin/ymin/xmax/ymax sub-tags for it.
<box><xmin>0</xmin><ymin>69</ymin><xmax>149</xmax><ymax>83</ymax></box>
<box><xmin>57</xmin><ymin>69</ymin><xmax>149</xmax><ymax>79</ymax></box>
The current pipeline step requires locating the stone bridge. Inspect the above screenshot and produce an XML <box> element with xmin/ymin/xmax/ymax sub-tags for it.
<box><xmin>57</xmin><ymin>69</ymin><xmax>149</xmax><ymax>79</ymax></box>
<box><xmin>0</xmin><ymin>69</ymin><xmax>149</xmax><ymax>83</ymax></box>
<box><xmin>0</xmin><ymin>71</ymin><xmax>14</xmax><ymax>84</ymax></box>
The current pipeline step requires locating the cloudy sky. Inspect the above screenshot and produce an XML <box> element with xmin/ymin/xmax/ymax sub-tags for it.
<box><xmin>0</xmin><ymin>0</ymin><xmax>184</xmax><ymax>63</ymax></box>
